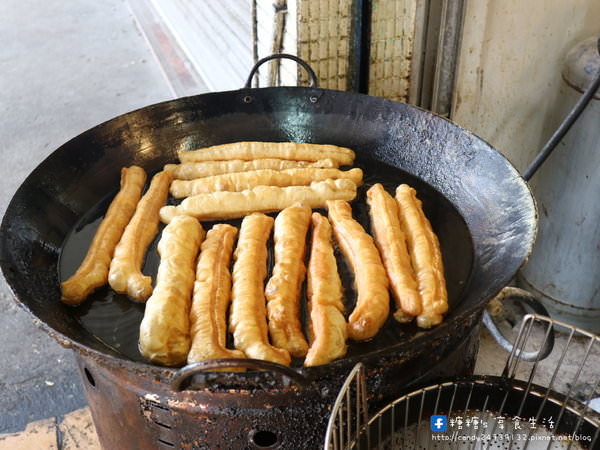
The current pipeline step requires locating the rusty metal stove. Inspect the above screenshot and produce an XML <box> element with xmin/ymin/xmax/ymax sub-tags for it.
<box><xmin>75</xmin><ymin>319</ymin><xmax>481</xmax><ymax>449</ymax></box>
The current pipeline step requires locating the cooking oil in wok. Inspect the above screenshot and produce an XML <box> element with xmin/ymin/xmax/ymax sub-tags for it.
<box><xmin>59</xmin><ymin>158</ymin><xmax>474</xmax><ymax>365</ymax></box>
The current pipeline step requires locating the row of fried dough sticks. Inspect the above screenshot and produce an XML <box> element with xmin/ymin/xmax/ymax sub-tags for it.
<box><xmin>60</xmin><ymin>142</ymin><xmax>446</xmax><ymax>367</ymax></box>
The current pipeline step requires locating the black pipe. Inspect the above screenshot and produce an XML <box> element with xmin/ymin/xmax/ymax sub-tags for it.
<box><xmin>349</xmin><ymin>0</ymin><xmax>372</xmax><ymax>93</ymax></box>
<box><xmin>523</xmin><ymin>38</ymin><xmax>600</xmax><ymax>181</ymax></box>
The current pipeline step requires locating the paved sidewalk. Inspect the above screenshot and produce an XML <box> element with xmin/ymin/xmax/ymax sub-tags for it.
<box><xmin>0</xmin><ymin>408</ymin><xmax>100</xmax><ymax>450</ymax></box>
<box><xmin>0</xmin><ymin>0</ymin><xmax>172</xmax><ymax>433</ymax></box>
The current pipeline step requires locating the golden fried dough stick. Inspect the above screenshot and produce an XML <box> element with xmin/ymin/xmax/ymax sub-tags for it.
<box><xmin>139</xmin><ymin>215</ymin><xmax>205</xmax><ymax>366</ymax></box>
<box><xmin>229</xmin><ymin>213</ymin><xmax>291</xmax><ymax>366</ymax></box>
<box><xmin>165</xmin><ymin>158</ymin><xmax>338</xmax><ymax>180</ymax></box>
<box><xmin>170</xmin><ymin>168</ymin><xmax>363</xmax><ymax>197</ymax></box>
<box><xmin>187</xmin><ymin>224</ymin><xmax>245</xmax><ymax>364</ymax></box>
<box><xmin>61</xmin><ymin>166</ymin><xmax>147</xmax><ymax>305</ymax></box>
<box><xmin>160</xmin><ymin>179</ymin><xmax>357</xmax><ymax>223</ymax></box>
<box><xmin>108</xmin><ymin>170</ymin><xmax>173</xmax><ymax>302</ymax></box>
<box><xmin>304</xmin><ymin>213</ymin><xmax>348</xmax><ymax>367</ymax></box>
<box><xmin>366</xmin><ymin>184</ymin><xmax>422</xmax><ymax>322</ymax></box>
<box><xmin>327</xmin><ymin>200</ymin><xmax>390</xmax><ymax>341</ymax></box>
<box><xmin>178</xmin><ymin>141</ymin><xmax>355</xmax><ymax>166</ymax></box>
<box><xmin>395</xmin><ymin>184</ymin><xmax>448</xmax><ymax>329</ymax></box>
<box><xmin>265</xmin><ymin>205</ymin><xmax>311</xmax><ymax>358</ymax></box>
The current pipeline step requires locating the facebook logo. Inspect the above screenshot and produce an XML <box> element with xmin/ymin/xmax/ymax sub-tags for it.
<box><xmin>431</xmin><ymin>415</ymin><xmax>447</xmax><ymax>432</ymax></box>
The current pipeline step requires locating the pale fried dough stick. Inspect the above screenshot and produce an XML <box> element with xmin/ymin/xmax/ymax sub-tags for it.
<box><xmin>178</xmin><ymin>141</ymin><xmax>355</xmax><ymax>166</ymax></box>
<box><xmin>61</xmin><ymin>166</ymin><xmax>147</xmax><ymax>305</ymax></box>
<box><xmin>265</xmin><ymin>205</ymin><xmax>311</xmax><ymax>358</ymax></box>
<box><xmin>160</xmin><ymin>179</ymin><xmax>357</xmax><ymax>223</ymax></box>
<box><xmin>170</xmin><ymin>168</ymin><xmax>363</xmax><ymax>197</ymax></box>
<box><xmin>304</xmin><ymin>213</ymin><xmax>348</xmax><ymax>367</ymax></box>
<box><xmin>165</xmin><ymin>158</ymin><xmax>338</xmax><ymax>180</ymax></box>
<box><xmin>366</xmin><ymin>184</ymin><xmax>422</xmax><ymax>322</ymax></box>
<box><xmin>187</xmin><ymin>224</ymin><xmax>245</xmax><ymax>364</ymax></box>
<box><xmin>139</xmin><ymin>215</ymin><xmax>204</xmax><ymax>366</ymax></box>
<box><xmin>108</xmin><ymin>170</ymin><xmax>172</xmax><ymax>302</ymax></box>
<box><xmin>327</xmin><ymin>200</ymin><xmax>390</xmax><ymax>341</ymax></box>
<box><xmin>229</xmin><ymin>213</ymin><xmax>291</xmax><ymax>365</ymax></box>
<box><xmin>395</xmin><ymin>185</ymin><xmax>448</xmax><ymax>329</ymax></box>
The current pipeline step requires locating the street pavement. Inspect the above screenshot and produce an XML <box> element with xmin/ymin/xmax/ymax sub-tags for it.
<box><xmin>0</xmin><ymin>0</ymin><xmax>172</xmax><ymax>432</ymax></box>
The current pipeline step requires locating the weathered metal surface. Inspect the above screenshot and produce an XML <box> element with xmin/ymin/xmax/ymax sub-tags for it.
<box><xmin>0</xmin><ymin>86</ymin><xmax>535</xmax><ymax>366</ymax></box>
<box><xmin>520</xmin><ymin>36</ymin><xmax>600</xmax><ymax>333</ymax></box>
<box><xmin>482</xmin><ymin>287</ymin><xmax>554</xmax><ymax>361</ymax></box>
<box><xmin>76</xmin><ymin>321</ymin><xmax>481</xmax><ymax>449</ymax></box>
<box><xmin>562</xmin><ymin>36</ymin><xmax>600</xmax><ymax>98</ymax></box>
<box><xmin>0</xmin><ymin>85</ymin><xmax>535</xmax><ymax>447</ymax></box>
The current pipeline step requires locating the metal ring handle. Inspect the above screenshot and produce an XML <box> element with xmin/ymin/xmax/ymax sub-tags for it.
<box><xmin>171</xmin><ymin>358</ymin><xmax>310</xmax><ymax>392</ymax></box>
<box><xmin>243</xmin><ymin>53</ymin><xmax>319</xmax><ymax>89</ymax></box>
<box><xmin>483</xmin><ymin>287</ymin><xmax>555</xmax><ymax>362</ymax></box>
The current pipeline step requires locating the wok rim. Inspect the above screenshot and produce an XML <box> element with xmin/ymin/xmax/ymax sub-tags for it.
<box><xmin>0</xmin><ymin>86</ymin><xmax>538</xmax><ymax>380</ymax></box>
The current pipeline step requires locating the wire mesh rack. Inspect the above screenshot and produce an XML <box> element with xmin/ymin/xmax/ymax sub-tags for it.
<box><xmin>324</xmin><ymin>314</ymin><xmax>600</xmax><ymax>449</ymax></box>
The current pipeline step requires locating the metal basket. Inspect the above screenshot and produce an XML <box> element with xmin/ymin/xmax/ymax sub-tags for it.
<box><xmin>325</xmin><ymin>314</ymin><xmax>600</xmax><ymax>449</ymax></box>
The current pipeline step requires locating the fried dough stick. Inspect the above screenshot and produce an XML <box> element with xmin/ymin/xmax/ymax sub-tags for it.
<box><xmin>229</xmin><ymin>213</ymin><xmax>291</xmax><ymax>366</ymax></box>
<box><xmin>395</xmin><ymin>185</ymin><xmax>448</xmax><ymax>329</ymax></box>
<box><xmin>109</xmin><ymin>170</ymin><xmax>172</xmax><ymax>302</ymax></box>
<box><xmin>265</xmin><ymin>205</ymin><xmax>311</xmax><ymax>358</ymax></box>
<box><xmin>160</xmin><ymin>179</ymin><xmax>357</xmax><ymax>223</ymax></box>
<box><xmin>170</xmin><ymin>168</ymin><xmax>363</xmax><ymax>197</ymax></box>
<box><xmin>165</xmin><ymin>158</ymin><xmax>338</xmax><ymax>180</ymax></box>
<box><xmin>178</xmin><ymin>141</ymin><xmax>355</xmax><ymax>166</ymax></box>
<box><xmin>61</xmin><ymin>166</ymin><xmax>146</xmax><ymax>305</ymax></box>
<box><xmin>366</xmin><ymin>184</ymin><xmax>422</xmax><ymax>322</ymax></box>
<box><xmin>304</xmin><ymin>213</ymin><xmax>348</xmax><ymax>366</ymax></box>
<box><xmin>187</xmin><ymin>224</ymin><xmax>245</xmax><ymax>364</ymax></box>
<box><xmin>327</xmin><ymin>200</ymin><xmax>390</xmax><ymax>341</ymax></box>
<box><xmin>139</xmin><ymin>215</ymin><xmax>204</xmax><ymax>366</ymax></box>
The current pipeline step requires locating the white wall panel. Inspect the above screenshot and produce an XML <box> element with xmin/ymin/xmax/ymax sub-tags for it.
<box><xmin>452</xmin><ymin>0</ymin><xmax>600</xmax><ymax>172</ymax></box>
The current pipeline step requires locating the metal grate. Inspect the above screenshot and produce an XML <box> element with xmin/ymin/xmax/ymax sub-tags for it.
<box><xmin>324</xmin><ymin>363</ymin><xmax>369</xmax><ymax>450</ymax></box>
<box><xmin>500</xmin><ymin>314</ymin><xmax>600</xmax><ymax>445</ymax></box>
<box><xmin>324</xmin><ymin>314</ymin><xmax>600</xmax><ymax>449</ymax></box>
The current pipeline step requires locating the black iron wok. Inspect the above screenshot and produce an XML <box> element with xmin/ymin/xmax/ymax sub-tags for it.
<box><xmin>0</xmin><ymin>56</ymin><xmax>537</xmax><ymax>449</ymax></box>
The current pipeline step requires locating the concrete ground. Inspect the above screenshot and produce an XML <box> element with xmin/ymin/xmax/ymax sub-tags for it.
<box><xmin>0</xmin><ymin>0</ymin><xmax>173</xmax><ymax>433</ymax></box>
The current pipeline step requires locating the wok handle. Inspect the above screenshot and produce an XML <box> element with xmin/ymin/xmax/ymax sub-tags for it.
<box><xmin>483</xmin><ymin>287</ymin><xmax>555</xmax><ymax>362</ymax></box>
<box><xmin>244</xmin><ymin>53</ymin><xmax>319</xmax><ymax>89</ymax></box>
<box><xmin>170</xmin><ymin>358</ymin><xmax>310</xmax><ymax>392</ymax></box>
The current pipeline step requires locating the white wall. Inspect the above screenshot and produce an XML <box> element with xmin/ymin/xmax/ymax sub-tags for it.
<box><xmin>452</xmin><ymin>0</ymin><xmax>600</xmax><ymax>173</ymax></box>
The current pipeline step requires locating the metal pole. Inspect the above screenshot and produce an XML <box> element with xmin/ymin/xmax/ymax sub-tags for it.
<box><xmin>522</xmin><ymin>37</ymin><xmax>600</xmax><ymax>181</ymax></box>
